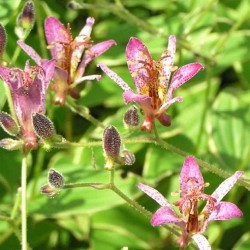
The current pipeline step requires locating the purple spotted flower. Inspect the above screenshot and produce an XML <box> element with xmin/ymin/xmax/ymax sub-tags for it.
<box><xmin>42</xmin><ymin>16</ymin><xmax>116</xmax><ymax>105</ymax></box>
<box><xmin>99</xmin><ymin>36</ymin><xmax>204</xmax><ymax>132</ymax></box>
<box><xmin>0</xmin><ymin>58</ymin><xmax>55</xmax><ymax>151</ymax></box>
<box><xmin>138</xmin><ymin>156</ymin><xmax>243</xmax><ymax>249</ymax></box>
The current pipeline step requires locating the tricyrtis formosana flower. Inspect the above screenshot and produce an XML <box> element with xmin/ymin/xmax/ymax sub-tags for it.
<box><xmin>44</xmin><ymin>16</ymin><xmax>116</xmax><ymax>105</ymax></box>
<box><xmin>137</xmin><ymin>156</ymin><xmax>243</xmax><ymax>249</ymax></box>
<box><xmin>99</xmin><ymin>36</ymin><xmax>204</xmax><ymax>132</ymax></box>
<box><xmin>0</xmin><ymin>59</ymin><xmax>55</xmax><ymax>151</ymax></box>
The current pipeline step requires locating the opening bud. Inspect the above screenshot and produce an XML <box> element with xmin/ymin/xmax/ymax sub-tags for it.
<box><xmin>123</xmin><ymin>106</ymin><xmax>140</xmax><ymax>128</ymax></box>
<box><xmin>0</xmin><ymin>111</ymin><xmax>20</xmax><ymax>136</ymax></box>
<box><xmin>122</xmin><ymin>150</ymin><xmax>135</xmax><ymax>166</ymax></box>
<box><xmin>15</xmin><ymin>1</ymin><xmax>35</xmax><ymax>39</ymax></box>
<box><xmin>0</xmin><ymin>138</ymin><xmax>23</xmax><ymax>150</ymax></box>
<box><xmin>32</xmin><ymin>113</ymin><xmax>56</xmax><ymax>140</ymax></box>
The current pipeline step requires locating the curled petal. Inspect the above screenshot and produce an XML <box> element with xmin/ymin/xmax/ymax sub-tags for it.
<box><xmin>209</xmin><ymin>201</ymin><xmax>242</xmax><ymax>222</ymax></box>
<box><xmin>17</xmin><ymin>40</ymin><xmax>42</xmax><ymax>65</ymax></box>
<box><xmin>180</xmin><ymin>156</ymin><xmax>204</xmax><ymax>197</ymax></box>
<box><xmin>157</xmin><ymin>96</ymin><xmax>183</xmax><ymax>114</ymax></box>
<box><xmin>126</xmin><ymin>37</ymin><xmax>153</xmax><ymax>93</ymax></box>
<box><xmin>151</xmin><ymin>206</ymin><xmax>183</xmax><ymax>226</ymax></box>
<box><xmin>211</xmin><ymin>171</ymin><xmax>243</xmax><ymax>202</ymax></box>
<box><xmin>98</xmin><ymin>63</ymin><xmax>131</xmax><ymax>91</ymax></box>
<box><xmin>74</xmin><ymin>74</ymin><xmax>101</xmax><ymax>86</ymax></box>
<box><xmin>75</xmin><ymin>40</ymin><xmax>116</xmax><ymax>81</ymax></box>
<box><xmin>137</xmin><ymin>183</ymin><xmax>171</xmax><ymax>207</ymax></box>
<box><xmin>192</xmin><ymin>234</ymin><xmax>211</xmax><ymax>250</ymax></box>
<box><xmin>168</xmin><ymin>63</ymin><xmax>204</xmax><ymax>99</ymax></box>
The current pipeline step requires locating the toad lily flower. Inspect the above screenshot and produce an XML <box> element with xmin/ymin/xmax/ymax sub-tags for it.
<box><xmin>98</xmin><ymin>36</ymin><xmax>204</xmax><ymax>132</ymax></box>
<box><xmin>137</xmin><ymin>156</ymin><xmax>243</xmax><ymax>249</ymax></box>
<box><xmin>42</xmin><ymin>16</ymin><xmax>116</xmax><ymax>105</ymax></box>
<box><xmin>0</xmin><ymin>59</ymin><xmax>55</xmax><ymax>151</ymax></box>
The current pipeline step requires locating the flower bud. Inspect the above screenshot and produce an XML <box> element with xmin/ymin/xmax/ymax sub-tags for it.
<box><xmin>103</xmin><ymin>126</ymin><xmax>121</xmax><ymax>169</ymax></box>
<box><xmin>122</xmin><ymin>150</ymin><xmax>135</xmax><ymax>165</ymax></box>
<box><xmin>48</xmin><ymin>168</ymin><xmax>64</xmax><ymax>188</ymax></box>
<box><xmin>123</xmin><ymin>106</ymin><xmax>140</xmax><ymax>128</ymax></box>
<box><xmin>103</xmin><ymin>126</ymin><xmax>121</xmax><ymax>159</ymax></box>
<box><xmin>0</xmin><ymin>24</ymin><xmax>6</xmax><ymax>62</ymax></box>
<box><xmin>40</xmin><ymin>169</ymin><xmax>64</xmax><ymax>198</ymax></box>
<box><xmin>0</xmin><ymin>111</ymin><xmax>20</xmax><ymax>136</ymax></box>
<box><xmin>15</xmin><ymin>1</ymin><xmax>35</xmax><ymax>39</ymax></box>
<box><xmin>0</xmin><ymin>138</ymin><xmax>23</xmax><ymax>150</ymax></box>
<box><xmin>32</xmin><ymin>113</ymin><xmax>56</xmax><ymax>140</ymax></box>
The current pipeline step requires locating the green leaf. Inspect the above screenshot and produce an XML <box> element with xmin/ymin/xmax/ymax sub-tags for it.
<box><xmin>208</xmin><ymin>89</ymin><xmax>250</xmax><ymax>171</ymax></box>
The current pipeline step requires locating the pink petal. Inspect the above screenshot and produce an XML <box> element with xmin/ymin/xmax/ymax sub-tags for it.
<box><xmin>159</xmin><ymin>35</ymin><xmax>176</xmax><ymax>88</ymax></box>
<box><xmin>75</xmin><ymin>40</ymin><xmax>116</xmax><ymax>81</ymax></box>
<box><xmin>168</xmin><ymin>63</ymin><xmax>204</xmax><ymax>99</ymax></box>
<box><xmin>77</xmin><ymin>16</ymin><xmax>95</xmax><ymax>38</ymax></box>
<box><xmin>151</xmin><ymin>206</ymin><xmax>183</xmax><ymax>226</ymax></box>
<box><xmin>98</xmin><ymin>63</ymin><xmax>131</xmax><ymax>91</ymax></box>
<box><xmin>180</xmin><ymin>156</ymin><xmax>204</xmax><ymax>197</ymax></box>
<box><xmin>209</xmin><ymin>201</ymin><xmax>242</xmax><ymax>221</ymax></box>
<box><xmin>211</xmin><ymin>171</ymin><xmax>243</xmax><ymax>202</ymax></box>
<box><xmin>137</xmin><ymin>183</ymin><xmax>171</xmax><ymax>207</ymax></box>
<box><xmin>44</xmin><ymin>16</ymin><xmax>70</xmax><ymax>60</ymax></box>
<box><xmin>126</xmin><ymin>37</ymin><xmax>153</xmax><ymax>93</ymax></box>
<box><xmin>192</xmin><ymin>234</ymin><xmax>211</xmax><ymax>250</ymax></box>
<box><xmin>40</xmin><ymin>59</ymin><xmax>56</xmax><ymax>88</ymax></box>
<box><xmin>0</xmin><ymin>66</ymin><xmax>11</xmax><ymax>85</ymax></box>
<box><xmin>17</xmin><ymin>40</ymin><xmax>42</xmax><ymax>65</ymax></box>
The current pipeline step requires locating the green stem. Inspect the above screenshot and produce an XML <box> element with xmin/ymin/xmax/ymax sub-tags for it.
<box><xmin>21</xmin><ymin>154</ymin><xmax>28</xmax><ymax>250</ymax></box>
<box><xmin>11</xmin><ymin>189</ymin><xmax>22</xmax><ymax>219</ymax></box>
<box><xmin>33</xmin><ymin>0</ymin><xmax>48</xmax><ymax>58</ymax></box>
<box><xmin>63</xmin><ymin>182</ymin><xmax>110</xmax><ymax>190</ymax></box>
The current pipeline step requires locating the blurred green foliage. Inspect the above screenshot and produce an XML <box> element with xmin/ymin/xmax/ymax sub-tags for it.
<box><xmin>0</xmin><ymin>0</ymin><xmax>250</xmax><ymax>249</ymax></box>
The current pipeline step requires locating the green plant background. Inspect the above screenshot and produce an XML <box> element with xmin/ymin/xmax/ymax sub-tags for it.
<box><xmin>0</xmin><ymin>0</ymin><xmax>250</xmax><ymax>249</ymax></box>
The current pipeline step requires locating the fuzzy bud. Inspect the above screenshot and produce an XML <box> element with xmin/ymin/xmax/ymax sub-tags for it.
<box><xmin>15</xmin><ymin>1</ymin><xmax>35</xmax><ymax>39</ymax></box>
<box><xmin>0</xmin><ymin>138</ymin><xmax>23</xmax><ymax>150</ymax></box>
<box><xmin>32</xmin><ymin>113</ymin><xmax>56</xmax><ymax>140</ymax></box>
<box><xmin>123</xmin><ymin>106</ymin><xmax>140</xmax><ymax>128</ymax></box>
<box><xmin>0</xmin><ymin>111</ymin><xmax>20</xmax><ymax>136</ymax></box>
<box><xmin>103</xmin><ymin>126</ymin><xmax>121</xmax><ymax>159</ymax></box>
<box><xmin>0</xmin><ymin>24</ymin><xmax>6</xmax><ymax>62</ymax></box>
<box><xmin>103</xmin><ymin>126</ymin><xmax>121</xmax><ymax>169</ymax></box>
<box><xmin>48</xmin><ymin>168</ymin><xmax>64</xmax><ymax>188</ymax></box>
<box><xmin>122</xmin><ymin>150</ymin><xmax>135</xmax><ymax>165</ymax></box>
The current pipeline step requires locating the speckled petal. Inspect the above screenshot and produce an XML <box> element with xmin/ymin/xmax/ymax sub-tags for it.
<box><xmin>151</xmin><ymin>206</ymin><xmax>183</xmax><ymax>226</ymax></box>
<box><xmin>180</xmin><ymin>156</ymin><xmax>204</xmax><ymax>197</ymax></box>
<box><xmin>17</xmin><ymin>40</ymin><xmax>42</xmax><ymax>64</ymax></box>
<box><xmin>168</xmin><ymin>63</ymin><xmax>204</xmax><ymax>99</ymax></box>
<box><xmin>192</xmin><ymin>234</ymin><xmax>211</xmax><ymax>250</ymax></box>
<box><xmin>126</xmin><ymin>37</ymin><xmax>153</xmax><ymax>93</ymax></box>
<box><xmin>209</xmin><ymin>201</ymin><xmax>242</xmax><ymax>222</ymax></box>
<box><xmin>137</xmin><ymin>183</ymin><xmax>171</xmax><ymax>207</ymax></box>
<box><xmin>75</xmin><ymin>40</ymin><xmax>116</xmax><ymax>81</ymax></box>
<box><xmin>211</xmin><ymin>171</ymin><xmax>243</xmax><ymax>202</ymax></box>
<box><xmin>159</xmin><ymin>35</ymin><xmax>176</xmax><ymax>88</ymax></box>
<box><xmin>98</xmin><ymin>63</ymin><xmax>131</xmax><ymax>91</ymax></box>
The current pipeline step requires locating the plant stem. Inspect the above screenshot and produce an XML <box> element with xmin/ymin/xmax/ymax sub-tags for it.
<box><xmin>21</xmin><ymin>154</ymin><xmax>28</xmax><ymax>250</ymax></box>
